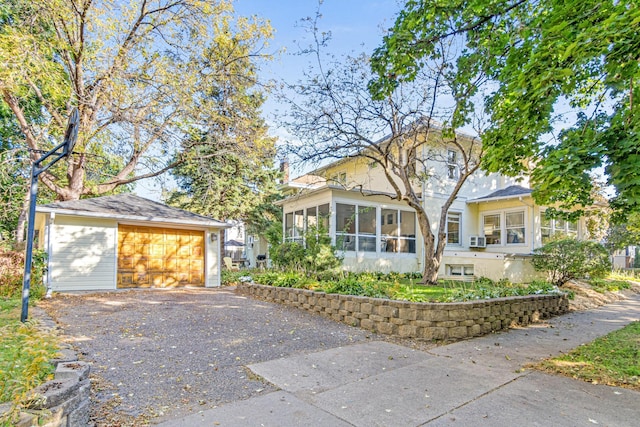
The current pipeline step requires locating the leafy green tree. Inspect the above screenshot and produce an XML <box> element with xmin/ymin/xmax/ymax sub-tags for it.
<box><xmin>370</xmin><ymin>0</ymin><xmax>640</xmax><ymax>220</ymax></box>
<box><xmin>0</xmin><ymin>0</ymin><xmax>273</xmax><ymax>202</ymax></box>
<box><xmin>165</xmin><ymin>25</ymin><xmax>279</xmax><ymax>222</ymax></box>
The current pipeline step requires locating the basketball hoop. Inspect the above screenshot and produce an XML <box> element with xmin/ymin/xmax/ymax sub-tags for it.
<box><xmin>63</xmin><ymin>108</ymin><xmax>79</xmax><ymax>157</ymax></box>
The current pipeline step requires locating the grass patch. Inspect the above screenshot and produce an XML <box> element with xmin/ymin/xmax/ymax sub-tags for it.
<box><xmin>588</xmin><ymin>278</ymin><xmax>632</xmax><ymax>294</ymax></box>
<box><xmin>0</xmin><ymin>297</ymin><xmax>60</xmax><ymax>423</ymax></box>
<box><xmin>536</xmin><ymin>321</ymin><xmax>640</xmax><ymax>391</ymax></box>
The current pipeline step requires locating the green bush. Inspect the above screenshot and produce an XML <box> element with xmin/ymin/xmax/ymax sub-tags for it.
<box><xmin>532</xmin><ymin>238</ymin><xmax>611</xmax><ymax>286</ymax></box>
<box><xmin>271</xmin><ymin>226</ymin><xmax>343</xmax><ymax>275</ymax></box>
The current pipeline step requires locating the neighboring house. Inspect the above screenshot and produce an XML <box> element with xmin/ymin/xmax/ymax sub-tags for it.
<box><xmin>35</xmin><ymin>194</ymin><xmax>229</xmax><ymax>292</ymax></box>
<box><xmin>223</xmin><ymin>220</ymin><xmax>270</xmax><ymax>268</ymax></box>
<box><xmin>612</xmin><ymin>246</ymin><xmax>636</xmax><ymax>269</ymax></box>
<box><xmin>224</xmin><ymin>220</ymin><xmax>246</xmax><ymax>262</ymax></box>
<box><xmin>278</xmin><ymin>136</ymin><xmax>583</xmax><ymax>283</ymax></box>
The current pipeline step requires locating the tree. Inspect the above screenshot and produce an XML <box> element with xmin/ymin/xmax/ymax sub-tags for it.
<box><xmin>282</xmin><ymin>15</ymin><xmax>487</xmax><ymax>284</ymax></box>
<box><xmin>164</xmin><ymin>21</ymin><xmax>280</xmax><ymax>222</ymax></box>
<box><xmin>0</xmin><ymin>0</ymin><xmax>274</xmax><ymax>202</ymax></box>
<box><xmin>370</xmin><ymin>0</ymin><xmax>640</xmax><ymax>221</ymax></box>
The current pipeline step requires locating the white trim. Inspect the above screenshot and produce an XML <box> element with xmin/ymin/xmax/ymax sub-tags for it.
<box><xmin>36</xmin><ymin>207</ymin><xmax>229</xmax><ymax>228</ymax></box>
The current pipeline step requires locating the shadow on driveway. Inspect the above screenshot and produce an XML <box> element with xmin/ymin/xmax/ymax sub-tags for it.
<box><xmin>39</xmin><ymin>287</ymin><xmax>403</xmax><ymax>425</ymax></box>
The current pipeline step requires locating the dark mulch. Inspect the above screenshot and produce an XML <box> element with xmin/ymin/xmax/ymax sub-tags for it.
<box><xmin>38</xmin><ymin>287</ymin><xmax>428</xmax><ymax>426</ymax></box>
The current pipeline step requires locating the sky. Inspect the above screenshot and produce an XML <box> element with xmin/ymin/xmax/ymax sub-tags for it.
<box><xmin>135</xmin><ymin>0</ymin><xmax>404</xmax><ymax>199</ymax></box>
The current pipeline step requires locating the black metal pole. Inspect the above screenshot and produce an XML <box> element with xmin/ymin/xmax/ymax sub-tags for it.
<box><xmin>21</xmin><ymin>166</ymin><xmax>40</xmax><ymax>322</ymax></box>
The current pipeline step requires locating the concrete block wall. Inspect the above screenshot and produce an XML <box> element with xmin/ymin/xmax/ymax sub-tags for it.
<box><xmin>237</xmin><ymin>283</ymin><xmax>569</xmax><ymax>340</ymax></box>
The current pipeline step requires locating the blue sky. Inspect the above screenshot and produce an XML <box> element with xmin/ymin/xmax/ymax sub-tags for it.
<box><xmin>136</xmin><ymin>0</ymin><xmax>403</xmax><ymax>198</ymax></box>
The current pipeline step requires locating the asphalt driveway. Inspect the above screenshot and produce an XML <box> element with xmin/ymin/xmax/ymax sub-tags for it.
<box><xmin>38</xmin><ymin>287</ymin><xmax>413</xmax><ymax>426</ymax></box>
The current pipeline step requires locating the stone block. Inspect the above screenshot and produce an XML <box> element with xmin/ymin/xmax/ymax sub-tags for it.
<box><xmin>344</xmin><ymin>316</ymin><xmax>360</xmax><ymax>327</ymax></box>
<box><xmin>399</xmin><ymin>308</ymin><xmax>418</xmax><ymax>321</ymax></box>
<box><xmin>361</xmin><ymin>319</ymin><xmax>375</xmax><ymax>330</ymax></box>
<box><xmin>448</xmin><ymin>309</ymin><xmax>468</xmax><ymax>321</ymax></box>
<box><xmin>449</xmin><ymin>326</ymin><xmax>468</xmax><ymax>339</ymax></box>
<box><xmin>27</xmin><ymin>378</ymin><xmax>79</xmax><ymax>410</ymax></box>
<box><xmin>377</xmin><ymin>305</ymin><xmax>398</xmax><ymax>318</ymax></box>
<box><xmin>398</xmin><ymin>325</ymin><xmax>418</xmax><ymax>337</ymax></box>
<box><xmin>361</xmin><ymin>303</ymin><xmax>373</xmax><ymax>314</ymax></box>
<box><xmin>344</xmin><ymin>301</ymin><xmax>359</xmax><ymax>312</ymax></box>
<box><xmin>67</xmin><ymin>398</ymin><xmax>90</xmax><ymax>427</ymax></box>
<box><xmin>369</xmin><ymin>314</ymin><xmax>385</xmax><ymax>323</ymax></box>
<box><xmin>51</xmin><ymin>348</ymin><xmax>78</xmax><ymax>367</ymax></box>
<box><xmin>55</xmin><ymin>361</ymin><xmax>90</xmax><ymax>382</ymax></box>
<box><xmin>376</xmin><ymin>322</ymin><xmax>397</xmax><ymax>335</ymax></box>
<box><xmin>468</xmin><ymin>324</ymin><xmax>482</xmax><ymax>337</ymax></box>
<box><xmin>390</xmin><ymin>317</ymin><xmax>407</xmax><ymax>326</ymax></box>
<box><xmin>423</xmin><ymin>309</ymin><xmax>449</xmax><ymax>322</ymax></box>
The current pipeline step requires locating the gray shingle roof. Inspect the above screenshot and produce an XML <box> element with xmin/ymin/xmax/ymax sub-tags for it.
<box><xmin>468</xmin><ymin>185</ymin><xmax>533</xmax><ymax>203</ymax></box>
<box><xmin>37</xmin><ymin>194</ymin><xmax>229</xmax><ymax>228</ymax></box>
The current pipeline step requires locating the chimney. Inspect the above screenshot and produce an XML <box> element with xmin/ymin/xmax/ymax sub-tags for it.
<box><xmin>280</xmin><ymin>159</ymin><xmax>290</xmax><ymax>183</ymax></box>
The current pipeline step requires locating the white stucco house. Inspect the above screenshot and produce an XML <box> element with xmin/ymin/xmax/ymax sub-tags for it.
<box><xmin>35</xmin><ymin>194</ymin><xmax>229</xmax><ymax>292</ymax></box>
<box><xmin>278</xmin><ymin>128</ymin><xmax>582</xmax><ymax>283</ymax></box>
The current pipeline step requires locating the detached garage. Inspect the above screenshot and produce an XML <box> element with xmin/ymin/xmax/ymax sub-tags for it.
<box><xmin>34</xmin><ymin>194</ymin><xmax>229</xmax><ymax>292</ymax></box>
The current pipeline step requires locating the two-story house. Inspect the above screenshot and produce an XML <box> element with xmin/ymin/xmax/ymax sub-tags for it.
<box><xmin>278</xmin><ymin>127</ymin><xmax>581</xmax><ymax>283</ymax></box>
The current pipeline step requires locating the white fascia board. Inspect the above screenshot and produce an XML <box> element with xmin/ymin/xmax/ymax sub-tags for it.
<box><xmin>36</xmin><ymin>207</ymin><xmax>231</xmax><ymax>229</ymax></box>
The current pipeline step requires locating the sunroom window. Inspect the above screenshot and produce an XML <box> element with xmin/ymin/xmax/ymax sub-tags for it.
<box><xmin>541</xmin><ymin>211</ymin><xmax>578</xmax><ymax>244</ymax></box>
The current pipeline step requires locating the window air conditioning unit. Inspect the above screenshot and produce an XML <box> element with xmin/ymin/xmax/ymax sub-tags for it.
<box><xmin>469</xmin><ymin>236</ymin><xmax>486</xmax><ymax>248</ymax></box>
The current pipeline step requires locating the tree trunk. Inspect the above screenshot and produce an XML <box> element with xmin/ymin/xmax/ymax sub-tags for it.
<box><xmin>416</xmin><ymin>209</ymin><xmax>440</xmax><ymax>285</ymax></box>
<box><xmin>14</xmin><ymin>187</ymin><xmax>30</xmax><ymax>244</ymax></box>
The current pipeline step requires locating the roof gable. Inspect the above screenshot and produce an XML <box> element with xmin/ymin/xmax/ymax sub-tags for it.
<box><xmin>37</xmin><ymin>194</ymin><xmax>229</xmax><ymax>228</ymax></box>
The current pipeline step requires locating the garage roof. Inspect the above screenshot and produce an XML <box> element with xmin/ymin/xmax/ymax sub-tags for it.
<box><xmin>37</xmin><ymin>194</ymin><xmax>230</xmax><ymax>228</ymax></box>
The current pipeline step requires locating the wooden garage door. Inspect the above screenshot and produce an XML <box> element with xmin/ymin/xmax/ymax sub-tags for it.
<box><xmin>117</xmin><ymin>225</ymin><xmax>204</xmax><ymax>288</ymax></box>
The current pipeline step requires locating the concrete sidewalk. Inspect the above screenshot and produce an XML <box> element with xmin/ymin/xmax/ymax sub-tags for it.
<box><xmin>157</xmin><ymin>294</ymin><xmax>640</xmax><ymax>426</ymax></box>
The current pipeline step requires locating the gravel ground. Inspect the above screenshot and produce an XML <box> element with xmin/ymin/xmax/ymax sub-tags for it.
<box><xmin>38</xmin><ymin>287</ymin><xmax>429</xmax><ymax>426</ymax></box>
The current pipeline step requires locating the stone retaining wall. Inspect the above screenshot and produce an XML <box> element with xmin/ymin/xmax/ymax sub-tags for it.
<box><xmin>237</xmin><ymin>283</ymin><xmax>570</xmax><ymax>340</ymax></box>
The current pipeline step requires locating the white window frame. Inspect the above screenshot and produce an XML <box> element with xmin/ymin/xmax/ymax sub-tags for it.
<box><xmin>446</xmin><ymin>212</ymin><xmax>461</xmax><ymax>245</ymax></box>
<box><xmin>541</xmin><ymin>210</ymin><xmax>578</xmax><ymax>243</ymax></box>
<box><xmin>446</xmin><ymin>149</ymin><xmax>458</xmax><ymax>180</ymax></box>
<box><xmin>482</xmin><ymin>209</ymin><xmax>527</xmax><ymax>246</ymax></box>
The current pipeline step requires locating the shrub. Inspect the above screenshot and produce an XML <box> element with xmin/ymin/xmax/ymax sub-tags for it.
<box><xmin>270</xmin><ymin>227</ymin><xmax>343</xmax><ymax>275</ymax></box>
<box><xmin>0</xmin><ymin>249</ymin><xmax>47</xmax><ymax>299</ymax></box>
<box><xmin>532</xmin><ymin>238</ymin><xmax>611</xmax><ymax>286</ymax></box>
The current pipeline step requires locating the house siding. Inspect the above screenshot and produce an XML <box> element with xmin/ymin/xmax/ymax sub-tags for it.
<box><xmin>48</xmin><ymin>215</ymin><xmax>118</xmax><ymax>291</ymax></box>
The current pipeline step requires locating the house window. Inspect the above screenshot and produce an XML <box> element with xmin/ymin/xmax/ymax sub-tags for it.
<box><xmin>336</xmin><ymin>203</ymin><xmax>357</xmax><ymax>251</ymax></box>
<box><xmin>381</xmin><ymin>209</ymin><xmax>416</xmax><ymax>253</ymax></box>
<box><xmin>331</xmin><ymin>172</ymin><xmax>347</xmax><ymax>185</ymax></box>
<box><xmin>506</xmin><ymin>211</ymin><xmax>525</xmax><ymax>244</ymax></box>
<box><xmin>447</xmin><ymin>212</ymin><xmax>461</xmax><ymax>245</ymax></box>
<box><xmin>284</xmin><ymin>210</ymin><xmax>304</xmax><ymax>243</ymax></box>
<box><xmin>483</xmin><ymin>214</ymin><xmax>501</xmax><ymax>245</ymax></box>
<box><xmin>358</xmin><ymin>206</ymin><xmax>377</xmax><ymax>252</ymax></box>
<box><xmin>447</xmin><ymin>149</ymin><xmax>458</xmax><ymax>179</ymax></box>
<box><xmin>447</xmin><ymin>264</ymin><xmax>474</xmax><ymax>277</ymax></box>
<box><xmin>541</xmin><ymin>211</ymin><xmax>578</xmax><ymax>244</ymax></box>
